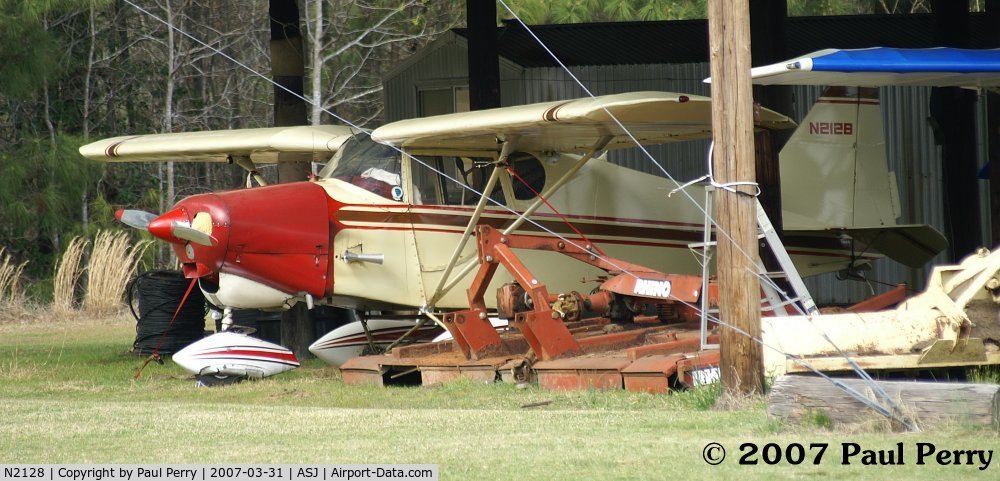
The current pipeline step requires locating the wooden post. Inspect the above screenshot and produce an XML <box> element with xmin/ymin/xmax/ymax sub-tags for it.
<box><xmin>708</xmin><ymin>0</ymin><xmax>763</xmax><ymax>396</ymax></box>
<box><xmin>990</xmin><ymin>92</ymin><xmax>1000</xmax><ymax>245</ymax></box>
<box><xmin>749</xmin><ymin>0</ymin><xmax>790</xmax><ymax>237</ymax></box>
<box><xmin>270</xmin><ymin>0</ymin><xmax>309</xmax><ymax>182</ymax></box>
<box><xmin>931</xmin><ymin>0</ymin><xmax>981</xmax><ymax>261</ymax></box>
<box><xmin>987</xmin><ymin>0</ymin><xmax>1000</xmax><ymax>246</ymax></box>
<box><xmin>749</xmin><ymin>0</ymin><xmax>792</xmax><ymax>293</ymax></box>
<box><xmin>466</xmin><ymin>0</ymin><xmax>500</xmax><ymax>110</ymax></box>
<box><xmin>269</xmin><ymin>0</ymin><xmax>313</xmax><ymax>359</ymax></box>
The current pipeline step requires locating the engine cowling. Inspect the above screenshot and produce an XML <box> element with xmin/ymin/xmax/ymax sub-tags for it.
<box><xmin>146</xmin><ymin>182</ymin><xmax>333</xmax><ymax>308</ymax></box>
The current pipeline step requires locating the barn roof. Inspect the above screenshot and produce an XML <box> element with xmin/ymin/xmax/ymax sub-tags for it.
<box><xmin>452</xmin><ymin>13</ymin><xmax>997</xmax><ymax>68</ymax></box>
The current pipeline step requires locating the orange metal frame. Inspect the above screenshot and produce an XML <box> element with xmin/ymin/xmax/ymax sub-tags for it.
<box><xmin>441</xmin><ymin>225</ymin><xmax>708</xmax><ymax>361</ymax></box>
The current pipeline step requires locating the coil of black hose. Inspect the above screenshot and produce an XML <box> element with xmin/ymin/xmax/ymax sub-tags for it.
<box><xmin>127</xmin><ymin>270</ymin><xmax>206</xmax><ymax>355</ymax></box>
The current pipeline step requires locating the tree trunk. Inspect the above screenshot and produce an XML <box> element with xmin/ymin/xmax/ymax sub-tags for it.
<box><xmin>164</xmin><ymin>0</ymin><xmax>176</xmax><ymax>211</ymax></box>
<box><xmin>83</xmin><ymin>0</ymin><xmax>96</xmax><ymax>142</ymax></box>
<box><xmin>309</xmin><ymin>0</ymin><xmax>323</xmax><ymax>125</ymax></box>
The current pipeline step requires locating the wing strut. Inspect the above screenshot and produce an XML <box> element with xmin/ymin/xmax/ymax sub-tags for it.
<box><xmin>425</xmin><ymin>140</ymin><xmax>513</xmax><ymax>307</ymax></box>
<box><xmin>502</xmin><ymin>135</ymin><xmax>613</xmax><ymax>235</ymax></box>
<box><xmin>231</xmin><ymin>155</ymin><xmax>268</xmax><ymax>187</ymax></box>
<box><xmin>422</xmin><ymin>135</ymin><xmax>613</xmax><ymax>312</ymax></box>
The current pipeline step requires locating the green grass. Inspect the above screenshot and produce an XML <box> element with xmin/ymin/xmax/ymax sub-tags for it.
<box><xmin>0</xmin><ymin>318</ymin><xmax>996</xmax><ymax>480</ymax></box>
<box><xmin>967</xmin><ymin>365</ymin><xmax>1000</xmax><ymax>384</ymax></box>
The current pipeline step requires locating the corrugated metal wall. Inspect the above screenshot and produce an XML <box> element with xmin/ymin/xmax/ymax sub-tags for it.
<box><xmin>383</xmin><ymin>45</ymin><xmax>989</xmax><ymax>304</ymax></box>
<box><xmin>383</xmin><ymin>33</ymin><xmax>525</xmax><ymax>122</ymax></box>
<box><xmin>524</xmin><ymin>64</ymin><xmax>714</xmax><ymax>183</ymax></box>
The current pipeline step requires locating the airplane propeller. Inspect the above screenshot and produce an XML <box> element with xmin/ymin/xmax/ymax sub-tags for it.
<box><xmin>115</xmin><ymin>208</ymin><xmax>217</xmax><ymax>247</ymax></box>
<box><xmin>170</xmin><ymin>224</ymin><xmax>216</xmax><ymax>247</ymax></box>
<box><xmin>115</xmin><ymin>209</ymin><xmax>157</xmax><ymax>231</ymax></box>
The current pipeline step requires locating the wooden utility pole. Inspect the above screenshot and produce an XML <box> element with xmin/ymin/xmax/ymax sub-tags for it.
<box><xmin>270</xmin><ymin>0</ymin><xmax>313</xmax><ymax>359</ymax></box>
<box><xmin>707</xmin><ymin>0</ymin><xmax>763</xmax><ymax>396</ymax></box>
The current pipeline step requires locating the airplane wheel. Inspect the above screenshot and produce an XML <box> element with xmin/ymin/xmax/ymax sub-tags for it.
<box><xmin>195</xmin><ymin>374</ymin><xmax>245</xmax><ymax>387</ymax></box>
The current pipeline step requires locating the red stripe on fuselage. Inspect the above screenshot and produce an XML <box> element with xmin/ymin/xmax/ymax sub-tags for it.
<box><xmin>194</xmin><ymin>348</ymin><xmax>299</xmax><ymax>364</ymax></box>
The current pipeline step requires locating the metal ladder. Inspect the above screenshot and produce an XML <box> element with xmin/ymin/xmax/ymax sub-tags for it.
<box><xmin>689</xmin><ymin>186</ymin><xmax>818</xmax><ymax>350</ymax></box>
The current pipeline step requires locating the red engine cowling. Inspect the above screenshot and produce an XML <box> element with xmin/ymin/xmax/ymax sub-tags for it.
<box><xmin>152</xmin><ymin>182</ymin><xmax>333</xmax><ymax>300</ymax></box>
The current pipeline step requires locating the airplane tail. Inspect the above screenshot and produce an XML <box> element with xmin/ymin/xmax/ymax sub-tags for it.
<box><xmin>779</xmin><ymin>86</ymin><xmax>947</xmax><ymax>268</ymax></box>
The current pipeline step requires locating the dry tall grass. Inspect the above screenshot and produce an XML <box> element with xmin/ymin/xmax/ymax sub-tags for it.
<box><xmin>83</xmin><ymin>231</ymin><xmax>152</xmax><ymax>315</ymax></box>
<box><xmin>53</xmin><ymin>236</ymin><xmax>88</xmax><ymax>313</ymax></box>
<box><xmin>0</xmin><ymin>247</ymin><xmax>27</xmax><ymax>308</ymax></box>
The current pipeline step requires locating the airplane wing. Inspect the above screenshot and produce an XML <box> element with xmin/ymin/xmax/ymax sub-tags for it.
<box><xmin>788</xmin><ymin>224</ymin><xmax>949</xmax><ymax>268</ymax></box>
<box><xmin>371</xmin><ymin>91</ymin><xmax>795</xmax><ymax>154</ymax></box>
<box><xmin>79</xmin><ymin>125</ymin><xmax>358</xmax><ymax>163</ymax></box>
<box><xmin>731</xmin><ymin>47</ymin><xmax>1000</xmax><ymax>87</ymax></box>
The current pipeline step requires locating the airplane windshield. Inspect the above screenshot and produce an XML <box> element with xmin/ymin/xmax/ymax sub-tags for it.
<box><xmin>321</xmin><ymin>135</ymin><xmax>403</xmax><ymax>200</ymax></box>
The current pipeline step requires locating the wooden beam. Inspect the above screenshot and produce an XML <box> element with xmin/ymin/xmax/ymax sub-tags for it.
<box><xmin>466</xmin><ymin>0</ymin><xmax>500</xmax><ymax>110</ymax></box>
<box><xmin>987</xmin><ymin>0</ymin><xmax>1000</xmax><ymax>245</ymax></box>
<box><xmin>769</xmin><ymin>375</ymin><xmax>1000</xmax><ymax>428</ymax></box>
<box><xmin>931</xmin><ymin>0</ymin><xmax>982</xmax><ymax>261</ymax></box>
<box><xmin>269</xmin><ymin>0</ymin><xmax>313</xmax><ymax>359</ymax></box>
<box><xmin>708</xmin><ymin>0</ymin><xmax>764</xmax><ymax>396</ymax></box>
<box><xmin>749</xmin><ymin>0</ymin><xmax>790</xmax><ymax>236</ymax></box>
<box><xmin>269</xmin><ymin>0</ymin><xmax>309</xmax><ymax>183</ymax></box>
<box><xmin>782</xmin><ymin>351</ymin><xmax>1000</xmax><ymax>374</ymax></box>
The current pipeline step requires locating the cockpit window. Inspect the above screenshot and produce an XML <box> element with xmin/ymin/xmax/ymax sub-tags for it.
<box><xmin>508</xmin><ymin>153</ymin><xmax>546</xmax><ymax>201</ymax></box>
<box><xmin>411</xmin><ymin>156</ymin><xmax>506</xmax><ymax>206</ymax></box>
<box><xmin>320</xmin><ymin>135</ymin><xmax>402</xmax><ymax>200</ymax></box>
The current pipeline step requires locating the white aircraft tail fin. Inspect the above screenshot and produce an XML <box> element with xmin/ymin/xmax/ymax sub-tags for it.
<box><xmin>780</xmin><ymin>86</ymin><xmax>946</xmax><ymax>267</ymax></box>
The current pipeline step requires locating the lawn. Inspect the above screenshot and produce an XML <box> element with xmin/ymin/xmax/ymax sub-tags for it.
<box><xmin>0</xmin><ymin>317</ymin><xmax>995</xmax><ymax>480</ymax></box>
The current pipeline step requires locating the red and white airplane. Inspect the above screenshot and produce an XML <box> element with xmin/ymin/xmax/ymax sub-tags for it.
<box><xmin>81</xmin><ymin>85</ymin><xmax>946</xmax><ymax>365</ymax></box>
<box><xmin>81</xmin><ymin>89</ymin><xmax>942</xmax><ymax>309</ymax></box>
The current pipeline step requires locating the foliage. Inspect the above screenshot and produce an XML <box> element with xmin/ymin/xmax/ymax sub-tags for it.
<box><xmin>303</xmin><ymin>0</ymin><xmax>465</xmax><ymax>127</ymax></box>
<box><xmin>0</xmin><ymin>0</ymin><xmax>270</xmax><ymax>295</ymax></box>
<box><xmin>674</xmin><ymin>380</ymin><xmax>723</xmax><ymax>409</ymax></box>
<box><xmin>0</xmin><ymin>0</ymin><xmax>73</xmax><ymax>97</ymax></box>
<box><xmin>82</xmin><ymin>230</ymin><xmax>151</xmax><ymax>314</ymax></box>
<box><xmin>0</xmin><ymin>247</ymin><xmax>28</xmax><ymax>306</ymax></box>
<box><xmin>966</xmin><ymin>365</ymin><xmax>1000</xmax><ymax>384</ymax></box>
<box><xmin>498</xmin><ymin>0</ymin><xmax>939</xmax><ymax>23</ymax></box>
<box><xmin>0</xmin><ymin>133</ymin><xmax>104</xmax><ymax>283</ymax></box>
<box><xmin>52</xmin><ymin>235</ymin><xmax>87</xmax><ymax>313</ymax></box>
<box><xmin>500</xmin><ymin>0</ymin><xmax>707</xmax><ymax>23</ymax></box>
<box><xmin>788</xmin><ymin>0</ymin><xmax>930</xmax><ymax>15</ymax></box>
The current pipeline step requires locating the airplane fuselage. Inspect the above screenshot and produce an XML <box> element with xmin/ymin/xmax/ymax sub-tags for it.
<box><xmin>173</xmin><ymin>151</ymin><xmax>871</xmax><ymax>312</ymax></box>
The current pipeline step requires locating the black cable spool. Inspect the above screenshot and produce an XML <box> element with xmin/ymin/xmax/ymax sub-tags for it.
<box><xmin>128</xmin><ymin>270</ymin><xmax>206</xmax><ymax>355</ymax></box>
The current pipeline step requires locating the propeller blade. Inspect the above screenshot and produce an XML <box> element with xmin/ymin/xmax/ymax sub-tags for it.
<box><xmin>171</xmin><ymin>223</ymin><xmax>217</xmax><ymax>247</ymax></box>
<box><xmin>115</xmin><ymin>209</ymin><xmax>158</xmax><ymax>230</ymax></box>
